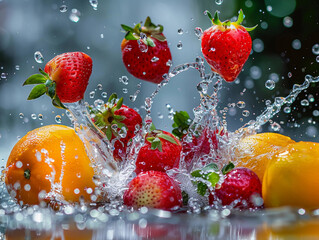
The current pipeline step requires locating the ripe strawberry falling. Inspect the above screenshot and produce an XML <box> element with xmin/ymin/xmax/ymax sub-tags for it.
<box><xmin>121</xmin><ymin>17</ymin><xmax>172</xmax><ymax>84</ymax></box>
<box><xmin>24</xmin><ymin>52</ymin><xmax>93</xmax><ymax>108</ymax></box>
<box><xmin>201</xmin><ymin>10</ymin><xmax>257</xmax><ymax>82</ymax></box>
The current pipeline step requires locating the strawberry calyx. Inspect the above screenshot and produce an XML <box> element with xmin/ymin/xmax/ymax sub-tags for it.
<box><xmin>23</xmin><ymin>68</ymin><xmax>66</xmax><ymax>109</ymax></box>
<box><xmin>91</xmin><ymin>93</ymin><xmax>127</xmax><ymax>140</ymax></box>
<box><xmin>172</xmin><ymin>111</ymin><xmax>193</xmax><ymax>139</ymax></box>
<box><xmin>205</xmin><ymin>9</ymin><xmax>257</xmax><ymax>32</ymax></box>
<box><xmin>146</xmin><ymin>128</ymin><xmax>178</xmax><ymax>152</ymax></box>
<box><xmin>121</xmin><ymin>16</ymin><xmax>166</xmax><ymax>47</ymax></box>
<box><xmin>191</xmin><ymin>162</ymin><xmax>235</xmax><ymax>196</ymax></box>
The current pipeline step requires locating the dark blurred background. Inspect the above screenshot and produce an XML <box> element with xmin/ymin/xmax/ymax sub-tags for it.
<box><xmin>0</xmin><ymin>0</ymin><xmax>318</xmax><ymax>164</ymax></box>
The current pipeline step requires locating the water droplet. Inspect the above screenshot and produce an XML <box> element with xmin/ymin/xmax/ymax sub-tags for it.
<box><xmin>38</xmin><ymin>114</ymin><xmax>43</xmax><ymax>120</ymax></box>
<box><xmin>265</xmin><ymin>79</ymin><xmax>275</xmax><ymax>90</ymax></box>
<box><xmin>260</xmin><ymin>21</ymin><xmax>268</xmax><ymax>29</ymax></box>
<box><xmin>288</xmin><ymin>72</ymin><xmax>292</xmax><ymax>78</ymax></box>
<box><xmin>316</xmin><ymin>56</ymin><xmax>319</xmax><ymax>62</ymax></box>
<box><xmin>129</xmin><ymin>94</ymin><xmax>137</xmax><ymax>102</ymax></box>
<box><xmin>166</xmin><ymin>60</ymin><xmax>173</xmax><ymax>67</ymax></box>
<box><xmin>308</xmin><ymin>94</ymin><xmax>315</xmax><ymax>102</ymax></box>
<box><xmin>284</xmin><ymin>107</ymin><xmax>291</xmax><ymax>114</ymax></box>
<box><xmin>119</xmin><ymin>76</ymin><xmax>129</xmax><ymax>85</ymax></box>
<box><xmin>301</xmin><ymin>99</ymin><xmax>309</xmax><ymax>106</ymax></box>
<box><xmin>55</xmin><ymin>115</ymin><xmax>62</xmax><ymax>123</ymax></box>
<box><xmin>15</xmin><ymin>65</ymin><xmax>20</xmax><ymax>71</ymax></box>
<box><xmin>177</xmin><ymin>28</ymin><xmax>183</xmax><ymax>34</ymax></box>
<box><xmin>266</xmin><ymin>5</ymin><xmax>272</xmax><ymax>11</ymax></box>
<box><xmin>89</xmin><ymin>91</ymin><xmax>95</xmax><ymax>98</ymax></box>
<box><xmin>15</xmin><ymin>161</ymin><xmax>22</xmax><ymax>168</ymax></box>
<box><xmin>306</xmin><ymin>126</ymin><xmax>317</xmax><ymax>137</ymax></box>
<box><xmin>89</xmin><ymin>0</ymin><xmax>98</xmax><ymax>10</ymax></box>
<box><xmin>100</xmin><ymin>33</ymin><xmax>104</xmax><ymax>38</ymax></box>
<box><xmin>34</xmin><ymin>51</ymin><xmax>44</xmax><ymax>63</ymax></box>
<box><xmin>215</xmin><ymin>0</ymin><xmax>223</xmax><ymax>5</ymax></box>
<box><xmin>19</xmin><ymin>113</ymin><xmax>24</xmax><ymax>118</ymax></box>
<box><xmin>177</xmin><ymin>41</ymin><xmax>183</xmax><ymax>49</ymax></box>
<box><xmin>252</xmin><ymin>39</ymin><xmax>264</xmax><ymax>53</ymax></box>
<box><xmin>292</xmin><ymin>39</ymin><xmax>301</xmax><ymax>50</ymax></box>
<box><xmin>194</xmin><ymin>27</ymin><xmax>203</xmax><ymax>39</ymax></box>
<box><xmin>245</xmin><ymin>0</ymin><xmax>253</xmax><ymax>7</ymax></box>
<box><xmin>158</xmin><ymin>112</ymin><xmax>164</xmax><ymax>119</ymax></box>
<box><xmin>313</xmin><ymin>110</ymin><xmax>319</xmax><ymax>117</ymax></box>
<box><xmin>313</xmin><ymin>44</ymin><xmax>319</xmax><ymax>55</ymax></box>
<box><xmin>242</xmin><ymin>110</ymin><xmax>250</xmax><ymax>117</ymax></box>
<box><xmin>94</xmin><ymin>99</ymin><xmax>104</xmax><ymax>108</ymax></box>
<box><xmin>97</xmin><ymin>84</ymin><xmax>102</xmax><ymax>90</ymax></box>
<box><xmin>0</xmin><ymin>73</ymin><xmax>6</xmax><ymax>79</ymax></box>
<box><xmin>271</xmin><ymin>122</ymin><xmax>281</xmax><ymax>132</ymax></box>
<box><xmin>237</xmin><ymin>101</ymin><xmax>246</xmax><ymax>109</ymax></box>
<box><xmin>69</xmin><ymin>9</ymin><xmax>81</xmax><ymax>23</ymax></box>
<box><xmin>250</xmin><ymin>66</ymin><xmax>262</xmax><ymax>79</ymax></box>
<box><xmin>60</xmin><ymin>5</ymin><xmax>67</xmax><ymax>12</ymax></box>
<box><xmin>31</xmin><ymin>114</ymin><xmax>37</xmax><ymax>120</ymax></box>
<box><xmin>101</xmin><ymin>92</ymin><xmax>107</xmax><ymax>98</ymax></box>
<box><xmin>151</xmin><ymin>57</ymin><xmax>159</xmax><ymax>62</ymax></box>
<box><xmin>24</xmin><ymin>184</ymin><xmax>31</xmax><ymax>191</ymax></box>
<box><xmin>122</xmin><ymin>88</ymin><xmax>128</xmax><ymax>94</ymax></box>
<box><xmin>283</xmin><ymin>16</ymin><xmax>293</xmax><ymax>28</ymax></box>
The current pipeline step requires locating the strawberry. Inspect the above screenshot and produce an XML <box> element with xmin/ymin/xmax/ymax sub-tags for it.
<box><xmin>201</xmin><ymin>10</ymin><xmax>256</xmax><ymax>82</ymax></box>
<box><xmin>23</xmin><ymin>52</ymin><xmax>92</xmax><ymax>108</ymax></box>
<box><xmin>123</xmin><ymin>171</ymin><xmax>182</xmax><ymax>210</ymax></box>
<box><xmin>209</xmin><ymin>164</ymin><xmax>263</xmax><ymax>209</ymax></box>
<box><xmin>135</xmin><ymin>127</ymin><xmax>182</xmax><ymax>174</ymax></box>
<box><xmin>91</xmin><ymin>93</ymin><xmax>142</xmax><ymax>161</ymax></box>
<box><xmin>121</xmin><ymin>16</ymin><xmax>172</xmax><ymax>84</ymax></box>
<box><xmin>172</xmin><ymin>111</ymin><xmax>224</xmax><ymax>166</ymax></box>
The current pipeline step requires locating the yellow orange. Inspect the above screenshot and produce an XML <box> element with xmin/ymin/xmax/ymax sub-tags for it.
<box><xmin>234</xmin><ymin>132</ymin><xmax>295</xmax><ymax>181</ymax></box>
<box><xmin>257</xmin><ymin>219</ymin><xmax>319</xmax><ymax>239</ymax></box>
<box><xmin>5</xmin><ymin>125</ymin><xmax>98</xmax><ymax>205</ymax></box>
<box><xmin>263</xmin><ymin>141</ymin><xmax>319</xmax><ymax>209</ymax></box>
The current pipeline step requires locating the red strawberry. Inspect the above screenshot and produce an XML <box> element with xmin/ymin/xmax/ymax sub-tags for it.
<box><xmin>23</xmin><ymin>52</ymin><xmax>92</xmax><ymax>108</ymax></box>
<box><xmin>201</xmin><ymin>10</ymin><xmax>256</xmax><ymax>82</ymax></box>
<box><xmin>209</xmin><ymin>166</ymin><xmax>263</xmax><ymax>209</ymax></box>
<box><xmin>121</xmin><ymin>17</ymin><xmax>172</xmax><ymax>84</ymax></box>
<box><xmin>123</xmin><ymin>171</ymin><xmax>182</xmax><ymax>210</ymax></box>
<box><xmin>135</xmin><ymin>128</ymin><xmax>181</xmax><ymax>174</ymax></box>
<box><xmin>92</xmin><ymin>93</ymin><xmax>142</xmax><ymax>161</ymax></box>
<box><xmin>172</xmin><ymin>111</ymin><xmax>224</xmax><ymax>166</ymax></box>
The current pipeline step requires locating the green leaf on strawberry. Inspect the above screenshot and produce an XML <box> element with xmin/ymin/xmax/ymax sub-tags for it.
<box><xmin>91</xmin><ymin>93</ymin><xmax>132</xmax><ymax>141</ymax></box>
<box><xmin>191</xmin><ymin>163</ymin><xmax>220</xmax><ymax>196</ymax></box>
<box><xmin>27</xmin><ymin>84</ymin><xmax>47</xmax><ymax>100</ymax></box>
<box><xmin>121</xmin><ymin>16</ymin><xmax>167</xmax><ymax>46</ymax></box>
<box><xmin>172</xmin><ymin>111</ymin><xmax>192</xmax><ymax>139</ymax></box>
<box><xmin>221</xmin><ymin>162</ymin><xmax>235</xmax><ymax>175</ymax></box>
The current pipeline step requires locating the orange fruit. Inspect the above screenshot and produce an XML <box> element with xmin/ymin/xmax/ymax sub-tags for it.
<box><xmin>5</xmin><ymin>125</ymin><xmax>98</xmax><ymax>205</ymax></box>
<box><xmin>257</xmin><ymin>219</ymin><xmax>319</xmax><ymax>239</ymax></box>
<box><xmin>234</xmin><ymin>132</ymin><xmax>295</xmax><ymax>181</ymax></box>
<box><xmin>263</xmin><ymin>141</ymin><xmax>319</xmax><ymax>209</ymax></box>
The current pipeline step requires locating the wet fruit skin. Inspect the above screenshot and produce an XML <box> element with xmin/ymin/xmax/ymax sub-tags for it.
<box><xmin>135</xmin><ymin>130</ymin><xmax>182</xmax><ymax>174</ymax></box>
<box><xmin>5</xmin><ymin>125</ymin><xmax>98</xmax><ymax>205</ymax></box>
<box><xmin>201</xmin><ymin>24</ymin><xmax>252</xmax><ymax>82</ymax></box>
<box><xmin>121</xmin><ymin>36</ymin><xmax>172</xmax><ymax>84</ymax></box>
<box><xmin>234</xmin><ymin>133</ymin><xmax>295</xmax><ymax>181</ymax></box>
<box><xmin>263</xmin><ymin>141</ymin><xmax>319</xmax><ymax>210</ymax></box>
<box><xmin>209</xmin><ymin>167</ymin><xmax>263</xmax><ymax>209</ymax></box>
<box><xmin>44</xmin><ymin>52</ymin><xmax>92</xmax><ymax>103</ymax></box>
<box><xmin>123</xmin><ymin>171</ymin><xmax>183</xmax><ymax>210</ymax></box>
